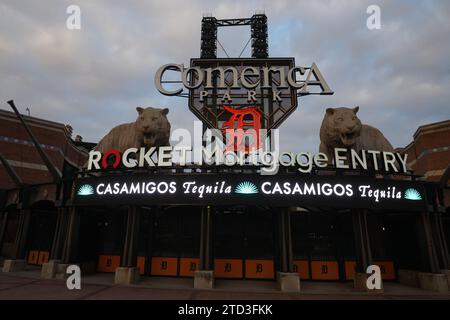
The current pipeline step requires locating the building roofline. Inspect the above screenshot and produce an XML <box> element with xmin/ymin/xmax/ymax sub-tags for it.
<box><xmin>0</xmin><ymin>108</ymin><xmax>90</xmax><ymax>158</ymax></box>
<box><xmin>0</xmin><ymin>109</ymin><xmax>71</xmax><ymax>135</ymax></box>
<box><xmin>412</xmin><ymin>119</ymin><xmax>450</xmax><ymax>140</ymax></box>
<box><xmin>397</xmin><ymin>119</ymin><xmax>450</xmax><ymax>153</ymax></box>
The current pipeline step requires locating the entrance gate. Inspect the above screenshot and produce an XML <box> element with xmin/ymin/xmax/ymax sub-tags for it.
<box><xmin>213</xmin><ymin>206</ymin><xmax>275</xmax><ymax>280</ymax></box>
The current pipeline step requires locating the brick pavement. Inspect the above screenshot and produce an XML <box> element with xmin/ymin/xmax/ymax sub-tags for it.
<box><xmin>1</xmin><ymin>272</ymin><xmax>450</xmax><ymax>300</ymax></box>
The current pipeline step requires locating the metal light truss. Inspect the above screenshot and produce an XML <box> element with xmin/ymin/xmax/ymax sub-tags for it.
<box><xmin>200</xmin><ymin>14</ymin><xmax>269</xmax><ymax>59</ymax></box>
<box><xmin>250</xmin><ymin>14</ymin><xmax>268</xmax><ymax>58</ymax></box>
<box><xmin>216</xmin><ymin>18</ymin><xmax>252</xmax><ymax>26</ymax></box>
<box><xmin>200</xmin><ymin>17</ymin><xmax>218</xmax><ymax>59</ymax></box>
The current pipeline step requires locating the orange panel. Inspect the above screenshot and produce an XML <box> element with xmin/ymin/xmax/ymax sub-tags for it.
<box><xmin>245</xmin><ymin>260</ymin><xmax>274</xmax><ymax>279</ymax></box>
<box><xmin>293</xmin><ymin>260</ymin><xmax>310</xmax><ymax>279</ymax></box>
<box><xmin>37</xmin><ymin>251</ymin><xmax>49</xmax><ymax>265</ymax></box>
<box><xmin>311</xmin><ymin>261</ymin><xmax>339</xmax><ymax>280</ymax></box>
<box><xmin>179</xmin><ymin>258</ymin><xmax>200</xmax><ymax>277</ymax></box>
<box><xmin>27</xmin><ymin>250</ymin><xmax>39</xmax><ymax>265</ymax></box>
<box><xmin>214</xmin><ymin>259</ymin><xmax>243</xmax><ymax>278</ymax></box>
<box><xmin>137</xmin><ymin>256</ymin><xmax>145</xmax><ymax>275</ymax></box>
<box><xmin>151</xmin><ymin>257</ymin><xmax>178</xmax><ymax>276</ymax></box>
<box><xmin>345</xmin><ymin>261</ymin><xmax>356</xmax><ymax>280</ymax></box>
<box><xmin>374</xmin><ymin>261</ymin><xmax>396</xmax><ymax>280</ymax></box>
<box><xmin>97</xmin><ymin>255</ymin><xmax>120</xmax><ymax>273</ymax></box>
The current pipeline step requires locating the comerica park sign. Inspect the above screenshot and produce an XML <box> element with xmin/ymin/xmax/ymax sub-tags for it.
<box><xmin>73</xmin><ymin>173</ymin><xmax>426</xmax><ymax>211</ymax></box>
<box><xmin>154</xmin><ymin>58</ymin><xmax>332</xmax><ymax>131</ymax></box>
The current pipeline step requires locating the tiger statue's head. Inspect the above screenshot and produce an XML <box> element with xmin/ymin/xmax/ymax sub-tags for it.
<box><xmin>320</xmin><ymin>106</ymin><xmax>362</xmax><ymax>148</ymax></box>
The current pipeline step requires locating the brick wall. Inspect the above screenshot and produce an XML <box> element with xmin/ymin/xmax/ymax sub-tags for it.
<box><xmin>0</xmin><ymin>110</ymin><xmax>88</xmax><ymax>190</ymax></box>
<box><xmin>399</xmin><ymin>120</ymin><xmax>450</xmax><ymax>207</ymax></box>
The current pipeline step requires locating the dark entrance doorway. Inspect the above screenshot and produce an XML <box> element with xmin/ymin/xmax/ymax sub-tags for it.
<box><xmin>25</xmin><ymin>201</ymin><xmax>57</xmax><ymax>266</ymax></box>
<box><xmin>147</xmin><ymin>206</ymin><xmax>201</xmax><ymax>277</ymax></box>
<box><xmin>76</xmin><ymin>207</ymin><xmax>127</xmax><ymax>273</ymax></box>
<box><xmin>383</xmin><ymin>213</ymin><xmax>423</xmax><ymax>272</ymax></box>
<box><xmin>291</xmin><ymin>210</ymin><xmax>356</xmax><ymax>281</ymax></box>
<box><xmin>367</xmin><ymin>212</ymin><xmax>398</xmax><ymax>280</ymax></box>
<box><xmin>213</xmin><ymin>206</ymin><xmax>275</xmax><ymax>280</ymax></box>
<box><xmin>0</xmin><ymin>205</ymin><xmax>19</xmax><ymax>258</ymax></box>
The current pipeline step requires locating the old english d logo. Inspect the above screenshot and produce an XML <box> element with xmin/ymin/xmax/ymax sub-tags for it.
<box><xmin>222</xmin><ymin>106</ymin><xmax>261</xmax><ymax>152</ymax></box>
<box><xmin>256</xmin><ymin>264</ymin><xmax>263</xmax><ymax>273</ymax></box>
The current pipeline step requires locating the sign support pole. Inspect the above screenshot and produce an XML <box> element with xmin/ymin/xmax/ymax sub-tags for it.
<box><xmin>12</xmin><ymin>209</ymin><xmax>31</xmax><ymax>260</ymax></box>
<box><xmin>61</xmin><ymin>207</ymin><xmax>80</xmax><ymax>264</ymax></box>
<box><xmin>420</xmin><ymin>212</ymin><xmax>440</xmax><ymax>273</ymax></box>
<box><xmin>121</xmin><ymin>205</ymin><xmax>140</xmax><ymax>268</ymax></box>
<box><xmin>430</xmin><ymin>185</ymin><xmax>450</xmax><ymax>269</ymax></box>
<box><xmin>0</xmin><ymin>211</ymin><xmax>9</xmax><ymax>257</ymax></box>
<box><xmin>352</xmin><ymin>209</ymin><xmax>373</xmax><ymax>273</ymax></box>
<box><xmin>49</xmin><ymin>207</ymin><xmax>69</xmax><ymax>260</ymax></box>
<box><xmin>286</xmin><ymin>208</ymin><xmax>294</xmax><ymax>273</ymax></box>
<box><xmin>278</xmin><ymin>207</ymin><xmax>294</xmax><ymax>273</ymax></box>
<box><xmin>436</xmin><ymin>212</ymin><xmax>450</xmax><ymax>269</ymax></box>
<box><xmin>199</xmin><ymin>206</ymin><xmax>213</xmax><ymax>271</ymax></box>
<box><xmin>195</xmin><ymin>206</ymin><xmax>214</xmax><ymax>289</ymax></box>
<box><xmin>205</xmin><ymin>206</ymin><xmax>212</xmax><ymax>270</ymax></box>
<box><xmin>199</xmin><ymin>207</ymin><xmax>205</xmax><ymax>270</ymax></box>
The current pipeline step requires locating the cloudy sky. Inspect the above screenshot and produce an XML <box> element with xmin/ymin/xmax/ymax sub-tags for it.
<box><xmin>0</xmin><ymin>0</ymin><xmax>449</xmax><ymax>153</ymax></box>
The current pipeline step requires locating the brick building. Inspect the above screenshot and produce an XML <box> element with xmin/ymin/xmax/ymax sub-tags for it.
<box><xmin>398</xmin><ymin>119</ymin><xmax>450</xmax><ymax>207</ymax></box>
<box><xmin>0</xmin><ymin>108</ymin><xmax>90</xmax><ymax>260</ymax></box>
<box><xmin>0</xmin><ymin>109</ymin><xmax>90</xmax><ymax>190</ymax></box>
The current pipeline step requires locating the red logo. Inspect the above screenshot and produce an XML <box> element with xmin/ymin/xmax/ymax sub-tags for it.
<box><xmin>221</xmin><ymin>106</ymin><xmax>262</xmax><ymax>152</ymax></box>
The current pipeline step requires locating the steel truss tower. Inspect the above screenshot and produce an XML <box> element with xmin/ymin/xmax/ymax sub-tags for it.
<box><xmin>200</xmin><ymin>14</ymin><xmax>269</xmax><ymax>58</ymax></box>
